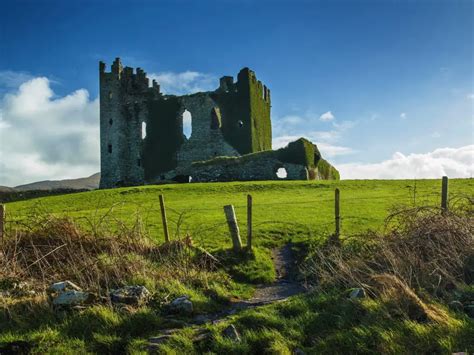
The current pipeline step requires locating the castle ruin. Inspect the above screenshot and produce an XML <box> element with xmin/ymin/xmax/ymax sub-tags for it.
<box><xmin>99</xmin><ymin>58</ymin><xmax>339</xmax><ymax>188</ymax></box>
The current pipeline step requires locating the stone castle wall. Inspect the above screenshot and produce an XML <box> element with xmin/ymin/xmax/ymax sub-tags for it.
<box><xmin>99</xmin><ymin>58</ymin><xmax>339</xmax><ymax>188</ymax></box>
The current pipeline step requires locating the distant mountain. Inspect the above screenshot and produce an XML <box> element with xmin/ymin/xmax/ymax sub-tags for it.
<box><xmin>0</xmin><ymin>186</ymin><xmax>15</xmax><ymax>193</ymax></box>
<box><xmin>13</xmin><ymin>173</ymin><xmax>100</xmax><ymax>191</ymax></box>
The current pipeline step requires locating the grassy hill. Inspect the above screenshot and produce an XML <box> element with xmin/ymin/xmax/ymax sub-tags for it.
<box><xmin>6</xmin><ymin>179</ymin><xmax>474</xmax><ymax>249</ymax></box>
<box><xmin>1</xmin><ymin>179</ymin><xmax>473</xmax><ymax>354</ymax></box>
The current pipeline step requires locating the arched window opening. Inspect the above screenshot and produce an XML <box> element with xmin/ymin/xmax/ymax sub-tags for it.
<box><xmin>109</xmin><ymin>118</ymin><xmax>113</xmax><ymax>126</ymax></box>
<box><xmin>276</xmin><ymin>167</ymin><xmax>287</xmax><ymax>179</ymax></box>
<box><xmin>142</xmin><ymin>121</ymin><xmax>147</xmax><ymax>139</ymax></box>
<box><xmin>182</xmin><ymin>110</ymin><xmax>192</xmax><ymax>139</ymax></box>
<box><xmin>108</xmin><ymin>144</ymin><xmax>112</xmax><ymax>154</ymax></box>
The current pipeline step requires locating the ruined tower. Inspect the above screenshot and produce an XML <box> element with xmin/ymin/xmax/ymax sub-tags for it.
<box><xmin>99</xmin><ymin>58</ymin><xmax>160</xmax><ymax>188</ymax></box>
<box><xmin>99</xmin><ymin>58</ymin><xmax>339</xmax><ymax>189</ymax></box>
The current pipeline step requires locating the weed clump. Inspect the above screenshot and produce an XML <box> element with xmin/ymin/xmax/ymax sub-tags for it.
<box><xmin>0</xmin><ymin>215</ymin><xmax>216</xmax><ymax>295</ymax></box>
<box><xmin>304</xmin><ymin>202</ymin><xmax>474</xmax><ymax>322</ymax></box>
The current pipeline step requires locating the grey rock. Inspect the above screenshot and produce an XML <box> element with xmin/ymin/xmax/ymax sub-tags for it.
<box><xmin>349</xmin><ymin>288</ymin><xmax>366</xmax><ymax>299</ymax></box>
<box><xmin>110</xmin><ymin>285</ymin><xmax>150</xmax><ymax>305</ymax></box>
<box><xmin>169</xmin><ymin>295</ymin><xmax>193</xmax><ymax>315</ymax></box>
<box><xmin>222</xmin><ymin>324</ymin><xmax>241</xmax><ymax>341</ymax></box>
<box><xmin>149</xmin><ymin>335</ymin><xmax>171</xmax><ymax>344</ymax></box>
<box><xmin>294</xmin><ymin>349</ymin><xmax>306</xmax><ymax>355</ymax></box>
<box><xmin>52</xmin><ymin>290</ymin><xmax>90</xmax><ymax>306</ymax></box>
<box><xmin>49</xmin><ymin>280</ymin><xmax>82</xmax><ymax>293</ymax></box>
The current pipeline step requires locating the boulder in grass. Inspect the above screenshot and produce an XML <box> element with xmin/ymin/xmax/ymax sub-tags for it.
<box><xmin>110</xmin><ymin>286</ymin><xmax>151</xmax><ymax>305</ymax></box>
<box><xmin>52</xmin><ymin>290</ymin><xmax>91</xmax><ymax>306</ymax></box>
<box><xmin>48</xmin><ymin>280</ymin><xmax>93</xmax><ymax>307</ymax></box>
<box><xmin>349</xmin><ymin>288</ymin><xmax>366</xmax><ymax>299</ymax></box>
<box><xmin>49</xmin><ymin>281</ymin><xmax>82</xmax><ymax>293</ymax></box>
<box><xmin>168</xmin><ymin>295</ymin><xmax>193</xmax><ymax>315</ymax></box>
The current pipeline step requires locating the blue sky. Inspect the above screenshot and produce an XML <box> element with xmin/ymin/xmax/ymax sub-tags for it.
<box><xmin>0</xmin><ymin>0</ymin><xmax>473</xmax><ymax>185</ymax></box>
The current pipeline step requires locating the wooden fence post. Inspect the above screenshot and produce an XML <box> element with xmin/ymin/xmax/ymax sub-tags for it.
<box><xmin>247</xmin><ymin>195</ymin><xmax>253</xmax><ymax>250</ymax></box>
<box><xmin>159</xmin><ymin>195</ymin><xmax>170</xmax><ymax>243</ymax></box>
<box><xmin>223</xmin><ymin>205</ymin><xmax>242</xmax><ymax>252</ymax></box>
<box><xmin>335</xmin><ymin>188</ymin><xmax>340</xmax><ymax>239</ymax></box>
<box><xmin>0</xmin><ymin>204</ymin><xmax>4</xmax><ymax>241</ymax></box>
<box><xmin>441</xmin><ymin>176</ymin><xmax>448</xmax><ymax>213</ymax></box>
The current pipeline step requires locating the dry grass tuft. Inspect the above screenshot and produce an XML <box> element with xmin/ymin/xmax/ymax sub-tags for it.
<box><xmin>0</xmin><ymin>214</ymin><xmax>212</xmax><ymax>295</ymax></box>
<box><xmin>305</xmin><ymin>200</ymin><xmax>474</xmax><ymax>321</ymax></box>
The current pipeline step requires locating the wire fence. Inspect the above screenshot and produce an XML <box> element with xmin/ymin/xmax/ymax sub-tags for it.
<box><xmin>1</xmin><ymin>176</ymin><xmax>468</xmax><ymax>249</ymax></box>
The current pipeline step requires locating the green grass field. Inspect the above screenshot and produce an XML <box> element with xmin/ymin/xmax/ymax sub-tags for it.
<box><xmin>1</xmin><ymin>179</ymin><xmax>473</xmax><ymax>354</ymax></box>
<box><xmin>6</xmin><ymin>179</ymin><xmax>474</xmax><ymax>250</ymax></box>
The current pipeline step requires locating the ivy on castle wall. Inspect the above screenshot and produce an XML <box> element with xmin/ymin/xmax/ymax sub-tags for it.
<box><xmin>317</xmin><ymin>158</ymin><xmax>340</xmax><ymax>180</ymax></box>
<box><xmin>248</xmin><ymin>76</ymin><xmax>272</xmax><ymax>152</ymax></box>
<box><xmin>276</xmin><ymin>138</ymin><xmax>316</xmax><ymax>168</ymax></box>
<box><xmin>192</xmin><ymin>136</ymin><xmax>340</xmax><ymax>181</ymax></box>
<box><xmin>213</xmin><ymin>68</ymin><xmax>271</xmax><ymax>155</ymax></box>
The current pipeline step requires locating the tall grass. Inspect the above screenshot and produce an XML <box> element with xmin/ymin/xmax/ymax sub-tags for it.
<box><xmin>303</xmin><ymin>197</ymin><xmax>474</xmax><ymax>321</ymax></box>
<box><xmin>0</xmin><ymin>209</ymin><xmax>219</xmax><ymax>295</ymax></box>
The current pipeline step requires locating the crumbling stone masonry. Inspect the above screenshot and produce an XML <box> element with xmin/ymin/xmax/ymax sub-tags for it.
<box><xmin>99</xmin><ymin>58</ymin><xmax>339</xmax><ymax>188</ymax></box>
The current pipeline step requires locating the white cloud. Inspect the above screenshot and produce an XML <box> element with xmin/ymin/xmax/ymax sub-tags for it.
<box><xmin>400</xmin><ymin>112</ymin><xmax>407</xmax><ymax>119</ymax></box>
<box><xmin>273</xmin><ymin>111</ymin><xmax>356</xmax><ymax>157</ymax></box>
<box><xmin>338</xmin><ymin>145</ymin><xmax>474</xmax><ymax>179</ymax></box>
<box><xmin>280</xmin><ymin>115</ymin><xmax>304</xmax><ymax>125</ymax></box>
<box><xmin>0</xmin><ymin>70</ymin><xmax>34</xmax><ymax>89</ymax></box>
<box><xmin>467</xmin><ymin>93</ymin><xmax>474</xmax><ymax>100</ymax></box>
<box><xmin>272</xmin><ymin>135</ymin><xmax>355</xmax><ymax>157</ymax></box>
<box><xmin>319</xmin><ymin>111</ymin><xmax>335</xmax><ymax>121</ymax></box>
<box><xmin>431</xmin><ymin>132</ymin><xmax>441</xmax><ymax>138</ymax></box>
<box><xmin>0</xmin><ymin>76</ymin><xmax>99</xmax><ymax>186</ymax></box>
<box><xmin>149</xmin><ymin>71</ymin><xmax>217</xmax><ymax>95</ymax></box>
<box><xmin>317</xmin><ymin>142</ymin><xmax>356</xmax><ymax>157</ymax></box>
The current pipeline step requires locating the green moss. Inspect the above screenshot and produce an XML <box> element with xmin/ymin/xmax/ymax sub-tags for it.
<box><xmin>192</xmin><ymin>150</ymin><xmax>276</xmax><ymax>167</ymax></box>
<box><xmin>317</xmin><ymin>158</ymin><xmax>340</xmax><ymax>180</ymax></box>
<box><xmin>216</xmin><ymin>247</ymin><xmax>276</xmax><ymax>284</ymax></box>
<box><xmin>213</xmin><ymin>68</ymin><xmax>271</xmax><ymax>155</ymax></box>
<box><xmin>192</xmin><ymin>137</ymin><xmax>340</xmax><ymax>182</ymax></box>
<box><xmin>248</xmin><ymin>72</ymin><xmax>272</xmax><ymax>152</ymax></box>
<box><xmin>276</xmin><ymin>138</ymin><xmax>316</xmax><ymax>168</ymax></box>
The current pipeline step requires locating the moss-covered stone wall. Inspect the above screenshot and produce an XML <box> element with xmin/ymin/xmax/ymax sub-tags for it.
<box><xmin>276</xmin><ymin>138</ymin><xmax>316</xmax><ymax>168</ymax></box>
<box><xmin>99</xmin><ymin>58</ymin><xmax>339</xmax><ymax>188</ymax></box>
<box><xmin>213</xmin><ymin>68</ymin><xmax>271</xmax><ymax>155</ymax></box>
<box><xmin>316</xmin><ymin>158</ymin><xmax>340</xmax><ymax>180</ymax></box>
<box><xmin>188</xmin><ymin>139</ymin><xmax>340</xmax><ymax>182</ymax></box>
